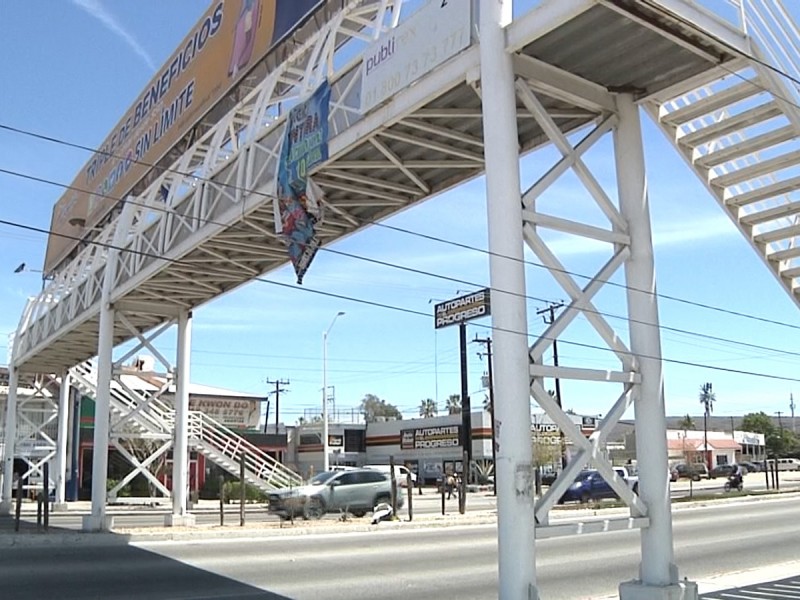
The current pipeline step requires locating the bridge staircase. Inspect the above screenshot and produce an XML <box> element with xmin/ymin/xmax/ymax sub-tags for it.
<box><xmin>645</xmin><ymin>1</ymin><xmax>800</xmax><ymax>308</ymax></box>
<box><xmin>69</xmin><ymin>362</ymin><xmax>302</xmax><ymax>495</ymax></box>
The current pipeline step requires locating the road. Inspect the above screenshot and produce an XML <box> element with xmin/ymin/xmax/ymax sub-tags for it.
<box><xmin>1</xmin><ymin>496</ymin><xmax>798</xmax><ymax>599</ymax></box>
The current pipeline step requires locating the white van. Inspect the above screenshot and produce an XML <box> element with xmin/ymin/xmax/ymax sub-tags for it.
<box><xmin>363</xmin><ymin>464</ymin><xmax>417</xmax><ymax>486</ymax></box>
<box><xmin>764</xmin><ymin>458</ymin><xmax>800</xmax><ymax>471</ymax></box>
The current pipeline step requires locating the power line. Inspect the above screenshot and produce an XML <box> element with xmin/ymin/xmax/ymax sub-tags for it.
<box><xmin>1</xmin><ymin>216</ymin><xmax>799</xmax><ymax>385</ymax></box>
<box><xmin>4</xmin><ymin>120</ymin><xmax>800</xmax><ymax>337</ymax></box>
<box><xmin>3</xmin><ymin>164</ymin><xmax>800</xmax><ymax>366</ymax></box>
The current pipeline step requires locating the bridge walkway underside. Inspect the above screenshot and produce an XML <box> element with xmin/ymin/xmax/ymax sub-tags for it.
<box><xmin>13</xmin><ymin>0</ymin><xmax>743</xmax><ymax>374</ymax></box>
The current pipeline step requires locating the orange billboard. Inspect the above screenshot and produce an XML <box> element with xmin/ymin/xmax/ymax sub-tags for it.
<box><xmin>45</xmin><ymin>0</ymin><xmax>324</xmax><ymax>273</ymax></box>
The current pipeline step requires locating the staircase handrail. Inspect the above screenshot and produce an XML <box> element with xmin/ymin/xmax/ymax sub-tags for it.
<box><xmin>188</xmin><ymin>411</ymin><xmax>302</xmax><ymax>489</ymax></box>
<box><xmin>70</xmin><ymin>361</ymin><xmax>173</xmax><ymax>435</ymax></box>
<box><xmin>728</xmin><ymin>0</ymin><xmax>800</xmax><ymax>106</ymax></box>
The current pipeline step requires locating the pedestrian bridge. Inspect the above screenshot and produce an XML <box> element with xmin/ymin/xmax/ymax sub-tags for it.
<box><xmin>4</xmin><ymin>0</ymin><xmax>800</xmax><ymax>596</ymax></box>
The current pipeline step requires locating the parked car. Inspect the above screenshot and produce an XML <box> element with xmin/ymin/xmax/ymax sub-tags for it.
<box><xmin>614</xmin><ymin>465</ymin><xmax>639</xmax><ymax>494</ymax></box>
<box><xmin>763</xmin><ymin>458</ymin><xmax>800</xmax><ymax>471</ymax></box>
<box><xmin>671</xmin><ymin>463</ymin><xmax>709</xmax><ymax>481</ymax></box>
<box><xmin>739</xmin><ymin>461</ymin><xmax>760</xmax><ymax>473</ymax></box>
<box><xmin>267</xmin><ymin>469</ymin><xmax>403</xmax><ymax>520</ymax></box>
<box><xmin>558</xmin><ymin>470</ymin><xmax>619</xmax><ymax>504</ymax></box>
<box><xmin>709</xmin><ymin>464</ymin><xmax>738</xmax><ymax>479</ymax></box>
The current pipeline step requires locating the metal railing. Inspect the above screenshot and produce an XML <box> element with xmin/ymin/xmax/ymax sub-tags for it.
<box><xmin>189</xmin><ymin>411</ymin><xmax>302</xmax><ymax>491</ymax></box>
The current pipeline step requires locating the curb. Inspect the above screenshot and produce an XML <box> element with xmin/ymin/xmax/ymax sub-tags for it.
<box><xmin>0</xmin><ymin>511</ymin><xmax>498</xmax><ymax>548</ymax></box>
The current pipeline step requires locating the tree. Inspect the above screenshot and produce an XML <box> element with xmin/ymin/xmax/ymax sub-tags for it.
<box><xmin>360</xmin><ymin>394</ymin><xmax>402</xmax><ymax>423</ymax></box>
<box><xmin>699</xmin><ymin>383</ymin><xmax>715</xmax><ymax>469</ymax></box>
<box><xmin>742</xmin><ymin>411</ymin><xmax>799</xmax><ymax>456</ymax></box>
<box><xmin>678</xmin><ymin>414</ymin><xmax>695</xmax><ymax>430</ymax></box>
<box><xmin>741</xmin><ymin>412</ymin><xmax>775</xmax><ymax>435</ymax></box>
<box><xmin>446</xmin><ymin>394</ymin><xmax>461</xmax><ymax>415</ymax></box>
<box><xmin>419</xmin><ymin>398</ymin><xmax>437</xmax><ymax>418</ymax></box>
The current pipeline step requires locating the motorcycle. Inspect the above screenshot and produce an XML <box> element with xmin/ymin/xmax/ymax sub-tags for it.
<box><xmin>724</xmin><ymin>473</ymin><xmax>743</xmax><ymax>492</ymax></box>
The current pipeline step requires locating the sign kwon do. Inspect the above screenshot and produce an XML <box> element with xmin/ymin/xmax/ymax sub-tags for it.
<box><xmin>433</xmin><ymin>289</ymin><xmax>491</xmax><ymax>329</ymax></box>
<box><xmin>401</xmin><ymin>425</ymin><xmax>461</xmax><ymax>450</ymax></box>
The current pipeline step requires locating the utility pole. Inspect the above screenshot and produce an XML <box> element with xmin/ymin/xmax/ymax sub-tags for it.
<box><xmin>701</xmin><ymin>382</ymin><xmax>713</xmax><ymax>470</ymax></box>
<box><xmin>265</xmin><ymin>379</ymin><xmax>289</xmax><ymax>434</ymax></box>
<box><xmin>459</xmin><ymin>322</ymin><xmax>472</xmax><ymax>467</ymax></box>
<box><xmin>473</xmin><ymin>334</ymin><xmax>496</xmax><ymax>496</ymax></box>
<box><xmin>536</xmin><ymin>301</ymin><xmax>566</xmax><ymax>467</ymax></box>
<box><xmin>790</xmin><ymin>393</ymin><xmax>796</xmax><ymax>434</ymax></box>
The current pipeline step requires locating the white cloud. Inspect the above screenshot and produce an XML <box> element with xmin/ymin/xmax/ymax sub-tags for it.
<box><xmin>539</xmin><ymin>214</ymin><xmax>737</xmax><ymax>259</ymax></box>
<box><xmin>71</xmin><ymin>0</ymin><xmax>156</xmax><ymax>71</ymax></box>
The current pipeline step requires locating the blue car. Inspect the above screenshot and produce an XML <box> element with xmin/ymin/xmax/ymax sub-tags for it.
<box><xmin>558</xmin><ymin>470</ymin><xmax>619</xmax><ymax>504</ymax></box>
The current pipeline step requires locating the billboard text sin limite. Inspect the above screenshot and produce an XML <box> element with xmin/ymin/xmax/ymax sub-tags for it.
<box><xmin>45</xmin><ymin>0</ymin><xmax>324</xmax><ymax>273</ymax></box>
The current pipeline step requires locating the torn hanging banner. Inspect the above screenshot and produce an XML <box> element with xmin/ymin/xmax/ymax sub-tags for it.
<box><xmin>275</xmin><ymin>80</ymin><xmax>331</xmax><ymax>284</ymax></box>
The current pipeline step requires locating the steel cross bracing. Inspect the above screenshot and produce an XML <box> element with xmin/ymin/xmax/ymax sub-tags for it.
<box><xmin>512</xmin><ymin>82</ymin><xmax>652</xmax><ymax>529</ymax></box>
<box><xmin>9</xmin><ymin>374</ymin><xmax>60</xmax><ymax>492</ymax></box>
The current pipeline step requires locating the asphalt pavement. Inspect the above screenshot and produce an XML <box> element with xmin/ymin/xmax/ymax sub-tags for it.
<box><xmin>1</xmin><ymin>475</ymin><xmax>798</xmax><ymax>598</ymax></box>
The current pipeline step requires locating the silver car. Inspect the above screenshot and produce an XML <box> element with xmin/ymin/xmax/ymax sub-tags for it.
<box><xmin>268</xmin><ymin>469</ymin><xmax>403</xmax><ymax>520</ymax></box>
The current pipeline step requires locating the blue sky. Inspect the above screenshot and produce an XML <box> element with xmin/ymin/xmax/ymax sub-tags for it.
<box><xmin>1</xmin><ymin>1</ymin><xmax>800</xmax><ymax>428</ymax></box>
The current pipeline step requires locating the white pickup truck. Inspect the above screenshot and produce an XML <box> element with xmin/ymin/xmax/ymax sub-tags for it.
<box><xmin>613</xmin><ymin>465</ymin><xmax>639</xmax><ymax>494</ymax></box>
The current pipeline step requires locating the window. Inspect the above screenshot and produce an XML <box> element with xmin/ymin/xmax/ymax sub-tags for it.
<box><xmin>361</xmin><ymin>471</ymin><xmax>386</xmax><ymax>484</ymax></box>
<box><xmin>337</xmin><ymin>472</ymin><xmax>360</xmax><ymax>486</ymax></box>
<box><xmin>344</xmin><ymin>429</ymin><xmax>366</xmax><ymax>452</ymax></box>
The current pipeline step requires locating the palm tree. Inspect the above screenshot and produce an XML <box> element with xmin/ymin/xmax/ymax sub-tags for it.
<box><xmin>446</xmin><ymin>394</ymin><xmax>462</xmax><ymax>415</ymax></box>
<box><xmin>699</xmin><ymin>383</ymin><xmax>715</xmax><ymax>469</ymax></box>
<box><xmin>419</xmin><ymin>398</ymin><xmax>438</xmax><ymax>418</ymax></box>
<box><xmin>678</xmin><ymin>414</ymin><xmax>695</xmax><ymax>430</ymax></box>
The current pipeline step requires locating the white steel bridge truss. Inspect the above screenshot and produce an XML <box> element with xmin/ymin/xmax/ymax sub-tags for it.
<box><xmin>4</xmin><ymin>0</ymin><xmax>800</xmax><ymax>594</ymax></box>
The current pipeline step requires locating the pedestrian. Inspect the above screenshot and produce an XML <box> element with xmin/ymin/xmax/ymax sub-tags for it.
<box><xmin>446</xmin><ymin>474</ymin><xmax>456</xmax><ymax>499</ymax></box>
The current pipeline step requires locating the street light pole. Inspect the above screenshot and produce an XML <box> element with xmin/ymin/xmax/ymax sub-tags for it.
<box><xmin>322</xmin><ymin>311</ymin><xmax>345</xmax><ymax>472</ymax></box>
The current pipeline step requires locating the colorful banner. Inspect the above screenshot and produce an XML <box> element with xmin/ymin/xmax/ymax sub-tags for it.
<box><xmin>275</xmin><ymin>80</ymin><xmax>331</xmax><ymax>284</ymax></box>
<box><xmin>45</xmin><ymin>0</ymin><xmax>326</xmax><ymax>274</ymax></box>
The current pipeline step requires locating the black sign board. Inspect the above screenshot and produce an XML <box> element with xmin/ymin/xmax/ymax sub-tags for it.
<box><xmin>433</xmin><ymin>289</ymin><xmax>491</xmax><ymax>329</ymax></box>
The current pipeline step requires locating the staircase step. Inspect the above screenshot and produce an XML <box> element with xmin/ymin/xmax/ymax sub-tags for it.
<box><xmin>664</xmin><ymin>79</ymin><xmax>763</xmax><ymax>126</ymax></box>
<box><xmin>679</xmin><ymin>102</ymin><xmax>783</xmax><ymax>148</ymax></box>
<box><xmin>768</xmin><ymin>245</ymin><xmax>800</xmax><ymax>262</ymax></box>
<box><xmin>712</xmin><ymin>149</ymin><xmax>800</xmax><ymax>188</ymax></box>
<box><xmin>695</xmin><ymin>125</ymin><xmax>796</xmax><ymax>169</ymax></box>
<box><xmin>782</xmin><ymin>265</ymin><xmax>800</xmax><ymax>279</ymax></box>
<box><xmin>726</xmin><ymin>175</ymin><xmax>800</xmax><ymax>208</ymax></box>
<box><xmin>753</xmin><ymin>222</ymin><xmax>800</xmax><ymax>245</ymax></box>
<box><xmin>739</xmin><ymin>199</ymin><xmax>800</xmax><ymax>226</ymax></box>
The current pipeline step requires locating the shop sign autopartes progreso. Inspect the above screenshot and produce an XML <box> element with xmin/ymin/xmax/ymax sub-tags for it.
<box><xmin>433</xmin><ymin>288</ymin><xmax>491</xmax><ymax>330</ymax></box>
<box><xmin>360</xmin><ymin>0</ymin><xmax>472</xmax><ymax>114</ymax></box>
<box><xmin>401</xmin><ymin>425</ymin><xmax>461</xmax><ymax>450</ymax></box>
<box><xmin>44</xmin><ymin>0</ymin><xmax>325</xmax><ymax>273</ymax></box>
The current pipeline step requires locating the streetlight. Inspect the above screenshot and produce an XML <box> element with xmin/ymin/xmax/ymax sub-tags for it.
<box><xmin>322</xmin><ymin>311</ymin><xmax>345</xmax><ymax>472</ymax></box>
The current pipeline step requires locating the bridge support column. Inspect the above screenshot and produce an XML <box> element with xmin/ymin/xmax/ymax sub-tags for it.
<box><xmin>615</xmin><ymin>94</ymin><xmax>696</xmax><ymax>600</ymax></box>
<box><xmin>53</xmin><ymin>370</ymin><xmax>71</xmax><ymax>509</ymax></box>
<box><xmin>83</xmin><ymin>302</ymin><xmax>116</xmax><ymax>532</ymax></box>
<box><xmin>166</xmin><ymin>310</ymin><xmax>195</xmax><ymax>527</ymax></box>
<box><xmin>1</xmin><ymin>367</ymin><xmax>19</xmax><ymax>515</ymax></box>
<box><xmin>480</xmin><ymin>1</ymin><xmax>537</xmax><ymax>598</ymax></box>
